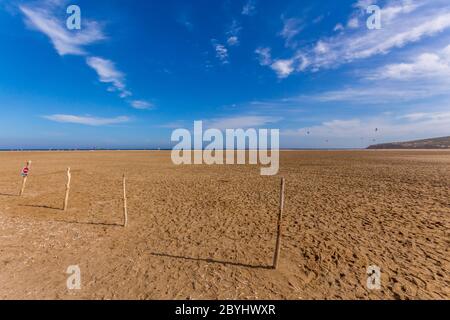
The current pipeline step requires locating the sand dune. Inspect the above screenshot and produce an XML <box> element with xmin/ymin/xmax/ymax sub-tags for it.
<box><xmin>0</xmin><ymin>150</ymin><xmax>449</xmax><ymax>299</ymax></box>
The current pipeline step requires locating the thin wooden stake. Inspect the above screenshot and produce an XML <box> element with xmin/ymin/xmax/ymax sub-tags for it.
<box><xmin>273</xmin><ymin>177</ymin><xmax>285</xmax><ymax>269</ymax></box>
<box><xmin>123</xmin><ymin>174</ymin><xmax>128</xmax><ymax>227</ymax></box>
<box><xmin>19</xmin><ymin>160</ymin><xmax>32</xmax><ymax>196</ymax></box>
<box><xmin>63</xmin><ymin>167</ymin><xmax>71</xmax><ymax>211</ymax></box>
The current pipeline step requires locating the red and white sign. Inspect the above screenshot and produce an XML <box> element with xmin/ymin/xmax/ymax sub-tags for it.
<box><xmin>21</xmin><ymin>167</ymin><xmax>29</xmax><ymax>177</ymax></box>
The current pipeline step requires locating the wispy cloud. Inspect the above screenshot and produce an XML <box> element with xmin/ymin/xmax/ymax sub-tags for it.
<box><xmin>158</xmin><ymin>120</ymin><xmax>188</xmax><ymax>129</ymax></box>
<box><xmin>206</xmin><ymin>115</ymin><xmax>281</xmax><ymax>130</ymax></box>
<box><xmin>242</xmin><ymin>0</ymin><xmax>256</xmax><ymax>16</ymax></box>
<box><xmin>260</xmin><ymin>0</ymin><xmax>450</xmax><ymax>78</ymax></box>
<box><xmin>86</xmin><ymin>57</ymin><xmax>129</xmax><ymax>95</ymax></box>
<box><xmin>211</xmin><ymin>20</ymin><xmax>241</xmax><ymax>64</ymax></box>
<box><xmin>284</xmin><ymin>110</ymin><xmax>450</xmax><ymax>141</ymax></box>
<box><xmin>347</xmin><ymin>17</ymin><xmax>360</xmax><ymax>29</ymax></box>
<box><xmin>353</xmin><ymin>0</ymin><xmax>378</xmax><ymax>10</ymax></box>
<box><xmin>20</xmin><ymin>3</ymin><xmax>105</xmax><ymax>56</ymax></box>
<box><xmin>279</xmin><ymin>17</ymin><xmax>302</xmax><ymax>48</ymax></box>
<box><xmin>270</xmin><ymin>59</ymin><xmax>295</xmax><ymax>79</ymax></box>
<box><xmin>303</xmin><ymin>84</ymin><xmax>449</xmax><ymax>104</ymax></box>
<box><xmin>400</xmin><ymin>111</ymin><xmax>450</xmax><ymax>122</ymax></box>
<box><xmin>130</xmin><ymin>100</ymin><xmax>153</xmax><ymax>110</ymax></box>
<box><xmin>334</xmin><ymin>23</ymin><xmax>345</xmax><ymax>32</ymax></box>
<box><xmin>19</xmin><ymin>1</ymin><xmax>151</xmax><ymax>109</ymax></box>
<box><xmin>255</xmin><ymin>47</ymin><xmax>272</xmax><ymax>66</ymax></box>
<box><xmin>177</xmin><ymin>13</ymin><xmax>193</xmax><ymax>31</ymax></box>
<box><xmin>43</xmin><ymin>114</ymin><xmax>130</xmax><ymax>126</ymax></box>
<box><xmin>226</xmin><ymin>20</ymin><xmax>241</xmax><ymax>46</ymax></box>
<box><xmin>268</xmin><ymin>52</ymin><xmax>309</xmax><ymax>79</ymax></box>
<box><xmin>369</xmin><ymin>44</ymin><xmax>450</xmax><ymax>80</ymax></box>
<box><xmin>159</xmin><ymin>115</ymin><xmax>281</xmax><ymax>131</ymax></box>
<box><xmin>301</xmin><ymin>42</ymin><xmax>450</xmax><ymax>104</ymax></box>
<box><xmin>212</xmin><ymin>40</ymin><xmax>229</xmax><ymax>64</ymax></box>
<box><xmin>324</xmin><ymin>4</ymin><xmax>450</xmax><ymax>65</ymax></box>
<box><xmin>227</xmin><ymin>36</ymin><xmax>239</xmax><ymax>46</ymax></box>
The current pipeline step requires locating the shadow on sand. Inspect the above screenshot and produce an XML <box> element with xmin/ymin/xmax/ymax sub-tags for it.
<box><xmin>53</xmin><ymin>219</ymin><xmax>124</xmax><ymax>228</ymax></box>
<box><xmin>0</xmin><ymin>192</ymin><xmax>18</xmax><ymax>197</ymax></box>
<box><xmin>150</xmin><ymin>252</ymin><xmax>273</xmax><ymax>270</ymax></box>
<box><xmin>20</xmin><ymin>204</ymin><xmax>62</xmax><ymax>211</ymax></box>
<box><xmin>17</xmin><ymin>205</ymin><xmax>123</xmax><ymax>227</ymax></box>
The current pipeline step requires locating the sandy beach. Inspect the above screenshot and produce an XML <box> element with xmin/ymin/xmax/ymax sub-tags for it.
<box><xmin>0</xmin><ymin>150</ymin><xmax>449</xmax><ymax>299</ymax></box>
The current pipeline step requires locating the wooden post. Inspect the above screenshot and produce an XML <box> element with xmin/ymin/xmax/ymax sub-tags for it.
<box><xmin>123</xmin><ymin>174</ymin><xmax>128</xmax><ymax>227</ymax></box>
<box><xmin>19</xmin><ymin>161</ymin><xmax>32</xmax><ymax>196</ymax></box>
<box><xmin>63</xmin><ymin>167</ymin><xmax>71</xmax><ymax>211</ymax></box>
<box><xmin>273</xmin><ymin>177</ymin><xmax>285</xmax><ymax>269</ymax></box>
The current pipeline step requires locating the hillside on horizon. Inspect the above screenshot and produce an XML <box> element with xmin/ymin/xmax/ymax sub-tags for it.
<box><xmin>368</xmin><ymin>136</ymin><xmax>450</xmax><ymax>149</ymax></box>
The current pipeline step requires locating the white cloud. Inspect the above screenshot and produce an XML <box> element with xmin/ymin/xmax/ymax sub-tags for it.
<box><xmin>207</xmin><ymin>115</ymin><xmax>281</xmax><ymax>130</ymax></box>
<box><xmin>381</xmin><ymin>0</ymin><xmax>421</xmax><ymax>23</ymax></box>
<box><xmin>283</xmin><ymin>110</ymin><xmax>450</xmax><ymax>143</ymax></box>
<box><xmin>242</xmin><ymin>0</ymin><xmax>256</xmax><ymax>16</ymax></box>
<box><xmin>255</xmin><ymin>47</ymin><xmax>272</xmax><ymax>66</ymax></box>
<box><xmin>301</xmin><ymin>42</ymin><xmax>450</xmax><ymax>104</ymax></box>
<box><xmin>334</xmin><ymin>23</ymin><xmax>345</xmax><ymax>32</ymax></box>
<box><xmin>43</xmin><ymin>114</ymin><xmax>130</xmax><ymax>126</ymax></box>
<box><xmin>18</xmin><ymin>1</ymin><xmax>155</xmax><ymax>107</ymax></box>
<box><xmin>227</xmin><ymin>19</ymin><xmax>242</xmax><ymax>37</ymax></box>
<box><xmin>354</xmin><ymin>0</ymin><xmax>378</xmax><ymax>10</ymax></box>
<box><xmin>271</xmin><ymin>59</ymin><xmax>295</xmax><ymax>78</ymax></box>
<box><xmin>307</xmin><ymin>84</ymin><xmax>448</xmax><ymax>104</ymax></box>
<box><xmin>314</xmin><ymin>41</ymin><xmax>329</xmax><ymax>54</ymax></box>
<box><xmin>225</xmin><ymin>20</ymin><xmax>241</xmax><ymax>47</ymax></box>
<box><xmin>311</xmin><ymin>1</ymin><xmax>450</xmax><ymax>69</ymax></box>
<box><xmin>119</xmin><ymin>90</ymin><xmax>132</xmax><ymax>98</ymax></box>
<box><xmin>227</xmin><ymin>36</ymin><xmax>239</xmax><ymax>46</ymax></box>
<box><xmin>130</xmin><ymin>100</ymin><xmax>153</xmax><ymax>110</ymax></box>
<box><xmin>159</xmin><ymin>120</ymin><xmax>188</xmax><ymax>129</ymax></box>
<box><xmin>20</xmin><ymin>4</ymin><xmax>105</xmax><ymax>56</ymax></box>
<box><xmin>86</xmin><ymin>57</ymin><xmax>132</xmax><ymax>98</ymax></box>
<box><xmin>369</xmin><ymin>45</ymin><xmax>450</xmax><ymax>80</ymax></box>
<box><xmin>347</xmin><ymin>17</ymin><xmax>360</xmax><ymax>29</ymax></box>
<box><xmin>212</xmin><ymin>41</ymin><xmax>229</xmax><ymax>64</ymax></box>
<box><xmin>400</xmin><ymin>111</ymin><xmax>450</xmax><ymax>122</ymax></box>
<box><xmin>86</xmin><ymin>57</ymin><xmax>124</xmax><ymax>89</ymax></box>
<box><xmin>261</xmin><ymin>1</ymin><xmax>450</xmax><ymax>78</ymax></box>
<box><xmin>312</xmin><ymin>87</ymin><xmax>410</xmax><ymax>103</ymax></box>
<box><xmin>295</xmin><ymin>53</ymin><xmax>310</xmax><ymax>71</ymax></box>
<box><xmin>255</xmin><ymin>48</ymin><xmax>310</xmax><ymax>78</ymax></box>
<box><xmin>280</xmin><ymin>18</ymin><xmax>302</xmax><ymax>48</ymax></box>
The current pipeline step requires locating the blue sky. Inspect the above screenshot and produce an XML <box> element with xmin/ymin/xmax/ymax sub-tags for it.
<box><xmin>0</xmin><ymin>0</ymin><xmax>449</xmax><ymax>149</ymax></box>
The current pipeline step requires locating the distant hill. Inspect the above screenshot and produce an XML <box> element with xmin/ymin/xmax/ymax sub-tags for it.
<box><xmin>367</xmin><ymin>136</ymin><xmax>450</xmax><ymax>149</ymax></box>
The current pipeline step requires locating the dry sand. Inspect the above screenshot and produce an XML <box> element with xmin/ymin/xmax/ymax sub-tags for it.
<box><xmin>0</xmin><ymin>150</ymin><xmax>449</xmax><ymax>300</ymax></box>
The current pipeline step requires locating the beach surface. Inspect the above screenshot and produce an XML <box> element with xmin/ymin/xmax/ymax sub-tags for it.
<box><xmin>0</xmin><ymin>150</ymin><xmax>449</xmax><ymax>299</ymax></box>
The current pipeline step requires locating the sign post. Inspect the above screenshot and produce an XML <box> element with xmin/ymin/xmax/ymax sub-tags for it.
<box><xmin>19</xmin><ymin>161</ymin><xmax>32</xmax><ymax>196</ymax></box>
<box><xmin>63</xmin><ymin>167</ymin><xmax>71</xmax><ymax>211</ymax></box>
<box><xmin>273</xmin><ymin>177</ymin><xmax>285</xmax><ymax>269</ymax></box>
<box><xmin>123</xmin><ymin>174</ymin><xmax>128</xmax><ymax>227</ymax></box>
